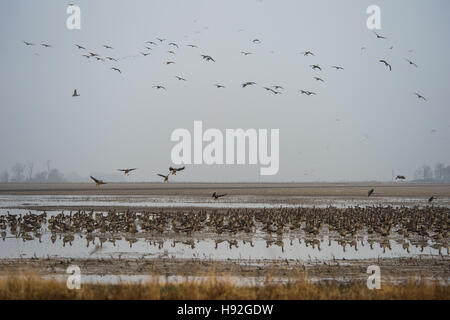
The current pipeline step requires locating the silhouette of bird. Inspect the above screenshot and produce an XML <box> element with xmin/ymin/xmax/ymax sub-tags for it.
<box><xmin>215</xmin><ymin>84</ymin><xmax>226</xmax><ymax>88</ymax></box>
<box><xmin>82</xmin><ymin>54</ymin><xmax>90</xmax><ymax>59</ymax></box>
<box><xmin>242</xmin><ymin>82</ymin><xmax>256</xmax><ymax>88</ymax></box>
<box><xmin>212</xmin><ymin>192</ymin><xmax>226</xmax><ymax>200</ymax></box>
<box><xmin>379</xmin><ymin>59</ymin><xmax>392</xmax><ymax>71</ymax></box>
<box><xmin>368</xmin><ymin>188</ymin><xmax>374</xmax><ymax>197</ymax></box>
<box><xmin>111</xmin><ymin>67</ymin><xmax>121</xmax><ymax>73</ymax></box>
<box><xmin>395</xmin><ymin>175</ymin><xmax>406</xmax><ymax>180</ymax></box>
<box><xmin>414</xmin><ymin>92</ymin><xmax>427</xmax><ymax>101</ymax></box>
<box><xmin>146</xmin><ymin>41</ymin><xmax>157</xmax><ymax>45</ymax></box>
<box><xmin>313</xmin><ymin>76</ymin><xmax>324</xmax><ymax>82</ymax></box>
<box><xmin>252</xmin><ymin>39</ymin><xmax>261</xmax><ymax>44</ymax></box>
<box><xmin>165</xmin><ymin>61</ymin><xmax>175</xmax><ymax>65</ymax></box>
<box><xmin>201</xmin><ymin>54</ymin><xmax>215</xmax><ymax>62</ymax></box>
<box><xmin>157</xmin><ymin>174</ymin><xmax>169</xmax><ymax>182</ymax></box>
<box><xmin>241</xmin><ymin>51</ymin><xmax>252</xmax><ymax>55</ymax></box>
<box><xmin>156</xmin><ymin>38</ymin><xmax>166</xmax><ymax>42</ymax></box>
<box><xmin>272</xmin><ymin>85</ymin><xmax>283</xmax><ymax>90</ymax></box>
<box><xmin>169</xmin><ymin>166</ymin><xmax>185</xmax><ymax>175</ymax></box>
<box><xmin>117</xmin><ymin>168</ymin><xmax>138</xmax><ymax>176</ymax></box>
<box><xmin>300</xmin><ymin>90</ymin><xmax>316</xmax><ymax>96</ymax></box>
<box><xmin>103</xmin><ymin>45</ymin><xmax>113</xmax><ymax>49</ymax></box>
<box><xmin>169</xmin><ymin>42</ymin><xmax>179</xmax><ymax>48</ymax></box>
<box><xmin>310</xmin><ymin>64</ymin><xmax>322</xmax><ymax>71</ymax></box>
<box><xmin>153</xmin><ymin>85</ymin><xmax>166</xmax><ymax>90</ymax></box>
<box><xmin>90</xmin><ymin>176</ymin><xmax>106</xmax><ymax>186</ymax></box>
<box><xmin>175</xmin><ymin>76</ymin><xmax>186</xmax><ymax>81</ymax></box>
<box><xmin>187</xmin><ymin>44</ymin><xmax>198</xmax><ymax>48</ymax></box>
<box><xmin>106</xmin><ymin>57</ymin><xmax>118</xmax><ymax>61</ymax></box>
<box><xmin>23</xmin><ymin>41</ymin><xmax>34</xmax><ymax>46</ymax></box>
<box><xmin>40</xmin><ymin>43</ymin><xmax>52</xmax><ymax>48</ymax></box>
<box><xmin>373</xmin><ymin>31</ymin><xmax>386</xmax><ymax>39</ymax></box>
<box><xmin>404</xmin><ymin>58</ymin><xmax>418</xmax><ymax>67</ymax></box>
<box><xmin>75</xmin><ymin>44</ymin><xmax>85</xmax><ymax>49</ymax></box>
<box><xmin>72</xmin><ymin>89</ymin><xmax>80</xmax><ymax>97</ymax></box>
<box><xmin>89</xmin><ymin>52</ymin><xmax>99</xmax><ymax>57</ymax></box>
<box><xmin>95</xmin><ymin>57</ymin><xmax>105</xmax><ymax>62</ymax></box>
<box><xmin>428</xmin><ymin>196</ymin><xmax>435</xmax><ymax>203</ymax></box>
<box><xmin>140</xmin><ymin>52</ymin><xmax>150</xmax><ymax>56</ymax></box>
<box><xmin>167</xmin><ymin>50</ymin><xmax>176</xmax><ymax>55</ymax></box>
<box><xmin>331</xmin><ymin>66</ymin><xmax>344</xmax><ymax>70</ymax></box>
<box><xmin>301</xmin><ymin>51</ymin><xmax>314</xmax><ymax>56</ymax></box>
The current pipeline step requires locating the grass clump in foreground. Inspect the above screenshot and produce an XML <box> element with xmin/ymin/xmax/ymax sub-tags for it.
<box><xmin>0</xmin><ymin>272</ymin><xmax>448</xmax><ymax>300</ymax></box>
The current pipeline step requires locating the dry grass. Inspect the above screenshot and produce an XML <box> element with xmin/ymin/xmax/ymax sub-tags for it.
<box><xmin>0</xmin><ymin>271</ymin><xmax>448</xmax><ymax>300</ymax></box>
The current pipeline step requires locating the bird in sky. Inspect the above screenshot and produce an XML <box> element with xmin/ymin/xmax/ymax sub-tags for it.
<box><xmin>201</xmin><ymin>54</ymin><xmax>215</xmax><ymax>62</ymax></box>
<box><xmin>157</xmin><ymin>173</ymin><xmax>169</xmax><ymax>182</ymax></box>
<box><xmin>90</xmin><ymin>176</ymin><xmax>106</xmax><ymax>187</ymax></box>
<box><xmin>169</xmin><ymin>42</ymin><xmax>179</xmax><ymax>48</ymax></box>
<box><xmin>146</xmin><ymin>41</ymin><xmax>157</xmax><ymax>45</ymax></box>
<box><xmin>167</xmin><ymin>50</ymin><xmax>176</xmax><ymax>55</ymax></box>
<box><xmin>72</xmin><ymin>89</ymin><xmax>80</xmax><ymax>97</ymax></box>
<box><xmin>140</xmin><ymin>52</ymin><xmax>150</xmax><ymax>56</ymax></box>
<box><xmin>23</xmin><ymin>41</ymin><xmax>34</xmax><ymax>46</ymax></box>
<box><xmin>156</xmin><ymin>37</ymin><xmax>166</xmax><ymax>42</ymax></box>
<box><xmin>242</xmin><ymin>82</ymin><xmax>256</xmax><ymax>88</ymax></box>
<box><xmin>103</xmin><ymin>45</ymin><xmax>113</xmax><ymax>49</ymax></box>
<box><xmin>105</xmin><ymin>57</ymin><xmax>118</xmax><ymax>61</ymax></box>
<box><xmin>214</xmin><ymin>84</ymin><xmax>226</xmax><ymax>88</ymax></box>
<box><xmin>373</xmin><ymin>31</ymin><xmax>386</xmax><ymax>39</ymax></box>
<box><xmin>75</xmin><ymin>44</ymin><xmax>85</xmax><ymax>50</ymax></box>
<box><xmin>212</xmin><ymin>192</ymin><xmax>227</xmax><ymax>200</ymax></box>
<box><xmin>187</xmin><ymin>44</ymin><xmax>198</xmax><ymax>48</ymax></box>
<box><xmin>40</xmin><ymin>43</ymin><xmax>52</xmax><ymax>48</ymax></box>
<box><xmin>414</xmin><ymin>92</ymin><xmax>427</xmax><ymax>101</ymax></box>
<box><xmin>111</xmin><ymin>67</ymin><xmax>121</xmax><ymax>73</ymax></box>
<box><xmin>117</xmin><ymin>168</ymin><xmax>138</xmax><ymax>176</ymax></box>
<box><xmin>310</xmin><ymin>64</ymin><xmax>322</xmax><ymax>71</ymax></box>
<box><xmin>301</xmin><ymin>51</ymin><xmax>314</xmax><ymax>56</ymax></box>
<box><xmin>300</xmin><ymin>90</ymin><xmax>316</xmax><ymax>96</ymax></box>
<box><xmin>313</xmin><ymin>76</ymin><xmax>325</xmax><ymax>82</ymax></box>
<box><xmin>379</xmin><ymin>59</ymin><xmax>392</xmax><ymax>71</ymax></box>
<box><xmin>395</xmin><ymin>175</ymin><xmax>406</xmax><ymax>180</ymax></box>
<box><xmin>272</xmin><ymin>85</ymin><xmax>283</xmax><ymax>90</ymax></box>
<box><xmin>165</xmin><ymin>61</ymin><xmax>175</xmax><ymax>65</ymax></box>
<box><xmin>368</xmin><ymin>188</ymin><xmax>374</xmax><ymax>197</ymax></box>
<box><xmin>252</xmin><ymin>39</ymin><xmax>261</xmax><ymax>44</ymax></box>
<box><xmin>175</xmin><ymin>76</ymin><xmax>186</xmax><ymax>81</ymax></box>
<box><xmin>404</xmin><ymin>58</ymin><xmax>418</xmax><ymax>67</ymax></box>
<box><xmin>331</xmin><ymin>65</ymin><xmax>344</xmax><ymax>70</ymax></box>
<box><xmin>153</xmin><ymin>85</ymin><xmax>166</xmax><ymax>90</ymax></box>
<box><xmin>169</xmin><ymin>166</ymin><xmax>185</xmax><ymax>175</ymax></box>
<box><xmin>241</xmin><ymin>51</ymin><xmax>252</xmax><ymax>55</ymax></box>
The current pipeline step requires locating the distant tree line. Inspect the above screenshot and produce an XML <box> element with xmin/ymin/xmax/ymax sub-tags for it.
<box><xmin>0</xmin><ymin>161</ymin><xmax>65</xmax><ymax>183</ymax></box>
<box><xmin>413</xmin><ymin>162</ymin><xmax>450</xmax><ymax>182</ymax></box>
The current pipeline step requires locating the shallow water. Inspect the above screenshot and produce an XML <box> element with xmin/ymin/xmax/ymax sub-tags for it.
<box><xmin>1</xmin><ymin>194</ymin><xmax>449</xmax><ymax>209</ymax></box>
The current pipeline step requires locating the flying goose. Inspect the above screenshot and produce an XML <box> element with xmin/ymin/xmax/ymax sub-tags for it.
<box><xmin>144</xmin><ymin>46</ymin><xmax>152</xmax><ymax>50</ymax></box>
<box><xmin>331</xmin><ymin>65</ymin><xmax>344</xmax><ymax>70</ymax></box>
<box><xmin>165</xmin><ymin>61</ymin><xmax>175</xmax><ymax>65</ymax></box>
<box><xmin>82</xmin><ymin>54</ymin><xmax>90</xmax><ymax>59</ymax></box>
<box><xmin>103</xmin><ymin>45</ymin><xmax>113</xmax><ymax>49</ymax></box>
<box><xmin>414</xmin><ymin>92</ymin><xmax>427</xmax><ymax>101</ymax></box>
<box><xmin>373</xmin><ymin>31</ymin><xmax>386</xmax><ymax>39</ymax></box>
<box><xmin>89</xmin><ymin>52</ymin><xmax>99</xmax><ymax>57</ymax></box>
<box><xmin>72</xmin><ymin>89</ymin><xmax>80</xmax><ymax>97</ymax></box>
<box><xmin>153</xmin><ymin>85</ymin><xmax>166</xmax><ymax>90</ymax></box>
<box><xmin>157</xmin><ymin>173</ymin><xmax>169</xmax><ymax>182</ymax></box>
<box><xmin>175</xmin><ymin>76</ymin><xmax>186</xmax><ymax>81</ymax></box>
<box><xmin>90</xmin><ymin>176</ymin><xmax>106</xmax><ymax>186</ymax></box>
<box><xmin>169</xmin><ymin>166</ymin><xmax>185</xmax><ymax>175</ymax></box>
<box><xmin>156</xmin><ymin>38</ymin><xmax>166</xmax><ymax>42</ymax></box>
<box><xmin>167</xmin><ymin>50</ymin><xmax>176</xmax><ymax>55</ymax></box>
<box><xmin>214</xmin><ymin>84</ymin><xmax>226</xmax><ymax>88</ymax></box>
<box><xmin>404</xmin><ymin>58</ymin><xmax>418</xmax><ymax>67</ymax></box>
<box><xmin>252</xmin><ymin>39</ymin><xmax>261</xmax><ymax>43</ymax></box>
<box><xmin>242</xmin><ymin>82</ymin><xmax>256</xmax><ymax>88</ymax></box>
<box><xmin>187</xmin><ymin>44</ymin><xmax>198</xmax><ymax>48</ymax></box>
<box><xmin>395</xmin><ymin>175</ymin><xmax>406</xmax><ymax>180</ymax></box>
<box><xmin>301</xmin><ymin>51</ymin><xmax>314</xmax><ymax>56</ymax></box>
<box><xmin>313</xmin><ymin>76</ymin><xmax>324</xmax><ymax>82</ymax></box>
<box><xmin>75</xmin><ymin>44</ymin><xmax>85</xmax><ymax>49</ymax></box>
<box><xmin>212</xmin><ymin>192</ymin><xmax>227</xmax><ymax>200</ymax></box>
<box><xmin>40</xmin><ymin>43</ymin><xmax>52</xmax><ymax>48</ymax></box>
<box><xmin>201</xmin><ymin>54</ymin><xmax>215</xmax><ymax>62</ymax></box>
<box><xmin>241</xmin><ymin>51</ymin><xmax>252</xmax><ymax>55</ymax></box>
<box><xmin>368</xmin><ymin>188</ymin><xmax>374</xmax><ymax>197</ymax></box>
<box><xmin>379</xmin><ymin>59</ymin><xmax>392</xmax><ymax>71</ymax></box>
<box><xmin>111</xmin><ymin>67</ymin><xmax>121</xmax><ymax>73</ymax></box>
<box><xmin>146</xmin><ymin>41</ymin><xmax>157</xmax><ymax>45</ymax></box>
<box><xmin>169</xmin><ymin>42</ymin><xmax>179</xmax><ymax>48</ymax></box>
<box><xmin>23</xmin><ymin>41</ymin><xmax>34</xmax><ymax>46</ymax></box>
<box><xmin>272</xmin><ymin>85</ymin><xmax>283</xmax><ymax>90</ymax></box>
<box><xmin>300</xmin><ymin>90</ymin><xmax>316</xmax><ymax>96</ymax></box>
<box><xmin>95</xmin><ymin>57</ymin><xmax>105</xmax><ymax>61</ymax></box>
<box><xmin>117</xmin><ymin>168</ymin><xmax>138</xmax><ymax>175</ymax></box>
<box><xmin>310</xmin><ymin>64</ymin><xmax>322</xmax><ymax>71</ymax></box>
<box><xmin>140</xmin><ymin>52</ymin><xmax>150</xmax><ymax>56</ymax></box>
<box><xmin>105</xmin><ymin>57</ymin><xmax>118</xmax><ymax>61</ymax></box>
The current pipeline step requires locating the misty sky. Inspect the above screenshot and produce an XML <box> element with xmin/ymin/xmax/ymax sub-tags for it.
<box><xmin>1</xmin><ymin>0</ymin><xmax>449</xmax><ymax>182</ymax></box>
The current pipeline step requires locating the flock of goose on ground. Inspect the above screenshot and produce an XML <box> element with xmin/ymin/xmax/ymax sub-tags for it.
<box><xmin>1</xmin><ymin>205</ymin><xmax>448</xmax><ymax>255</ymax></box>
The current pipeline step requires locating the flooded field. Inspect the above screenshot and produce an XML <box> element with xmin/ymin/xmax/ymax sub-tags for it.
<box><xmin>0</xmin><ymin>183</ymin><xmax>449</xmax><ymax>284</ymax></box>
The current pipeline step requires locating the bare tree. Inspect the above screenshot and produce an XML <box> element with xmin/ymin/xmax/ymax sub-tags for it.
<box><xmin>434</xmin><ymin>163</ymin><xmax>445</xmax><ymax>182</ymax></box>
<box><xmin>11</xmin><ymin>163</ymin><xmax>26</xmax><ymax>182</ymax></box>
<box><xmin>27</xmin><ymin>162</ymin><xmax>34</xmax><ymax>181</ymax></box>
<box><xmin>422</xmin><ymin>165</ymin><xmax>433</xmax><ymax>181</ymax></box>
<box><xmin>0</xmin><ymin>170</ymin><xmax>8</xmax><ymax>182</ymax></box>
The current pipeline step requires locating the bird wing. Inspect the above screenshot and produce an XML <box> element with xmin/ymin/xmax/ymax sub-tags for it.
<box><xmin>157</xmin><ymin>174</ymin><xmax>166</xmax><ymax>178</ymax></box>
<box><xmin>90</xmin><ymin>176</ymin><xmax>99</xmax><ymax>183</ymax></box>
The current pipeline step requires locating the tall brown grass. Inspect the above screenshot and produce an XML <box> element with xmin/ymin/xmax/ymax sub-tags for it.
<box><xmin>0</xmin><ymin>271</ymin><xmax>448</xmax><ymax>300</ymax></box>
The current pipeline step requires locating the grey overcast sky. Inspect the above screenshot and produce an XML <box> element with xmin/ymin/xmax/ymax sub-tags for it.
<box><xmin>0</xmin><ymin>0</ymin><xmax>449</xmax><ymax>182</ymax></box>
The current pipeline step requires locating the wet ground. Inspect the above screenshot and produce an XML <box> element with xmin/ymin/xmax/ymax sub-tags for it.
<box><xmin>0</xmin><ymin>183</ymin><xmax>449</xmax><ymax>284</ymax></box>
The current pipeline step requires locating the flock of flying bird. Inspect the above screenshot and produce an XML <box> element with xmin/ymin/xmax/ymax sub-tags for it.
<box><xmin>22</xmin><ymin>28</ymin><xmax>428</xmax><ymax>101</ymax></box>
